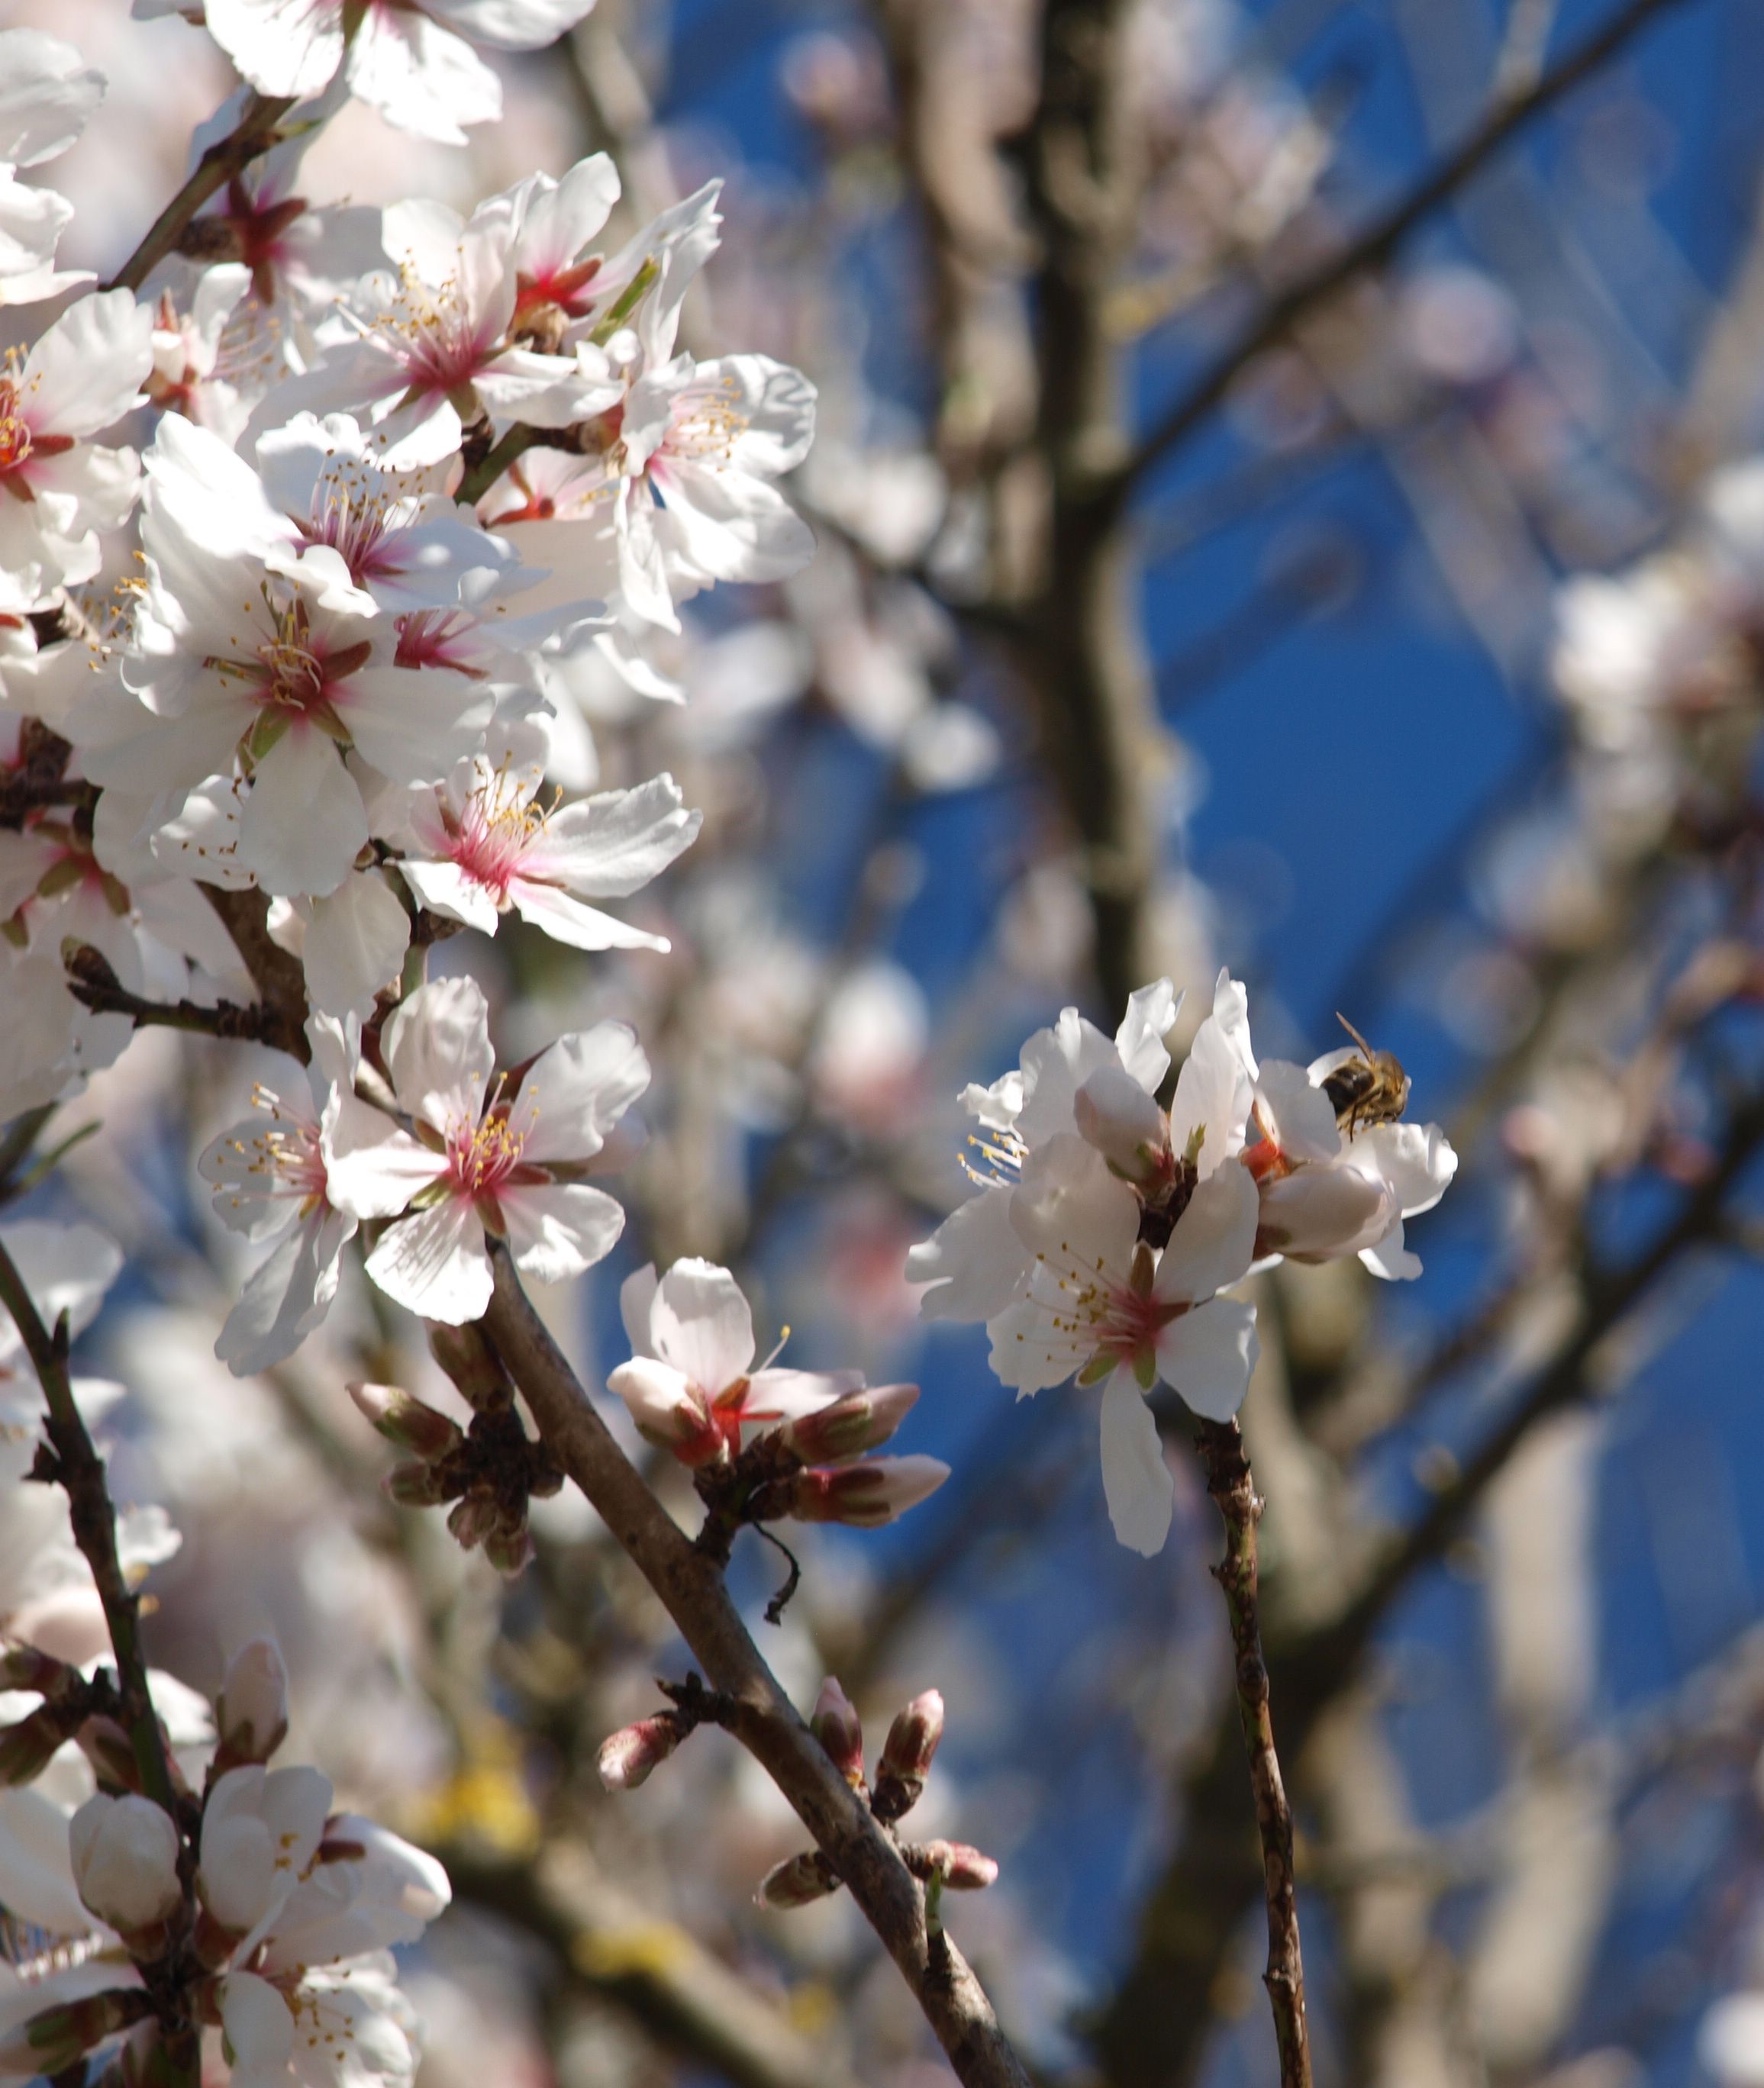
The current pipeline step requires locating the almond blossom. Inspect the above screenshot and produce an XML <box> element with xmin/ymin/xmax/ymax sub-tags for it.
<box><xmin>1242</xmin><ymin>1051</ymin><xmax>1458</xmax><ymax>1279</ymax></box>
<box><xmin>199</xmin><ymin>0</ymin><xmax>600</xmax><ymax>146</ymax></box>
<box><xmin>988</xmin><ymin>1134</ymin><xmax>1260</xmax><ymax>1555</ymax></box>
<box><xmin>246</xmin><ymin>185</ymin><xmax>624</xmax><ymax>468</ymax></box>
<box><xmin>907</xmin><ymin>975</ymin><xmax>1193</xmax><ymax>1326</ymax></box>
<box><xmin>197</xmin><ymin>1017</ymin><xmax>413</xmax><ymax>1374</ymax></box>
<box><xmin>79</xmin><ymin>437</ymin><xmax>495</xmax><ymax>897</ymax></box>
<box><xmin>609</xmin><ymin>1258</ymin><xmax>867</xmax><ymax>1465</ymax></box>
<box><xmin>327</xmin><ymin>975</ymin><xmax>648</xmax><ymax>1323</ymax></box>
<box><xmin>0</xmin><ymin>290</ymin><xmax>153</xmax><ymax>614</ymax></box>
<box><xmin>608</xmin><ymin>1258</ymin><xmax>946</xmax><ymax>1526</ymax></box>
<box><xmin>392</xmin><ymin>717</ymin><xmax>701</xmax><ymax>950</ymax></box>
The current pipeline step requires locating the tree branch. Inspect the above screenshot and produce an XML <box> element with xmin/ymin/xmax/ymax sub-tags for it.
<box><xmin>200</xmin><ymin>884</ymin><xmax>311</xmax><ymax>1061</ymax></box>
<box><xmin>1118</xmin><ymin>0</ymin><xmax>1699</xmax><ymax>495</ymax></box>
<box><xmin>1193</xmin><ymin>1421</ymin><xmax>1312</xmax><ymax>2088</ymax></box>
<box><xmin>103</xmin><ymin>92</ymin><xmax>295</xmax><ymax>295</ymax></box>
<box><xmin>479</xmin><ymin>1253</ymin><xmax>1031</xmax><ymax>2088</ymax></box>
<box><xmin>0</xmin><ymin>1239</ymin><xmax>176</xmax><ymax>1817</ymax></box>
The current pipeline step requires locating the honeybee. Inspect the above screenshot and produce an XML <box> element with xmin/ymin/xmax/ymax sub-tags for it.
<box><xmin>1319</xmin><ymin>1015</ymin><xmax>1410</xmax><ymax>1134</ymax></box>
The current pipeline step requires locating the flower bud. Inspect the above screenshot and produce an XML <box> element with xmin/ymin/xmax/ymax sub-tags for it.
<box><xmin>0</xmin><ymin>1703</ymin><xmax>69</xmax><ymax>1784</ymax></box>
<box><xmin>0</xmin><ymin>1986</ymin><xmax>148</xmax><ymax>2075</ymax></box>
<box><xmin>753</xmin><ymin>1848</ymin><xmax>839</xmax><ymax>1909</ymax></box>
<box><xmin>781</xmin><ymin>1384</ymin><xmax>919</xmax><ymax>1464</ymax></box>
<box><xmin>384</xmin><ymin>1459</ymin><xmax>456</xmax><ymax>1508</ymax></box>
<box><xmin>788</xmin><ymin>1455</ymin><xmax>950</xmax><ymax>1527</ymax></box>
<box><xmin>597</xmin><ymin>1714</ymin><xmax>681</xmax><ymax>1793</ymax></box>
<box><xmin>426</xmin><ymin>1322</ymin><xmax>514</xmax><ymax>1413</ymax></box>
<box><xmin>872</xmin><ymin>1689</ymin><xmax>943</xmax><ymax>1822</ymax></box>
<box><xmin>482</xmin><ymin>1516</ymin><xmax>535</xmax><ymax>1577</ymax></box>
<box><xmin>0</xmin><ymin>1645</ymin><xmax>77</xmax><ymax>1696</ymax></box>
<box><xmin>348</xmin><ymin>1381</ymin><xmax>464</xmax><ymax>1461</ymax></box>
<box><xmin>810</xmin><ymin>1678</ymin><xmax>864</xmax><ymax>1786</ymax></box>
<box><xmin>606</xmin><ymin>1359</ymin><xmax>722</xmax><ymax>1468</ymax></box>
<box><xmin>69</xmin><ymin>1793</ymin><xmax>182</xmax><ymax>1935</ymax></box>
<box><xmin>446</xmin><ymin>1492</ymin><xmax>499</xmax><ymax>1552</ymax></box>
<box><xmin>919</xmin><ymin>1838</ymin><xmax>998</xmax><ymax>1890</ymax></box>
<box><xmin>76</xmin><ymin>1714</ymin><xmax>140</xmax><ymax>1793</ymax></box>
<box><xmin>214</xmin><ymin>1639</ymin><xmax>289</xmax><ymax>1771</ymax></box>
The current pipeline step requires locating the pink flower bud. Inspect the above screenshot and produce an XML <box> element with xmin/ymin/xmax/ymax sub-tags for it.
<box><xmin>788</xmin><ymin>1455</ymin><xmax>950</xmax><ymax>1527</ymax></box>
<box><xmin>597</xmin><ymin>1714</ymin><xmax>681</xmax><ymax>1792</ymax></box>
<box><xmin>810</xmin><ymin>1678</ymin><xmax>864</xmax><ymax>1785</ymax></box>
<box><xmin>753</xmin><ymin>1848</ymin><xmax>840</xmax><ymax>1909</ymax></box>
<box><xmin>69</xmin><ymin>1793</ymin><xmax>182</xmax><ymax>1935</ymax></box>
<box><xmin>881</xmin><ymin>1689</ymin><xmax>943</xmax><ymax>1783</ymax></box>
<box><xmin>606</xmin><ymin>1359</ymin><xmax>723</xmax><ymax>1467</ymax></box>
<box><xmin>920</xmin><ymin>1838</ymin><xmax>998</xmax><ymax>1890</ymax></box>
<box><xmin>214</xmin><ymin>1639</ymin><xmax>289</xmax><ymax>1770</ymax></box>
<box><xmin>348</xmin><ymin>1381</ymin><xmax>464</xmax><ymax>1461</ymax></box>
<box><xmin>781</xmin><ymin>1384</ymin><xmax>919</xmax><ymax>1464</ymax></box>
<box><xmin>0</xmin><ymin>1703</ymin><xmax>68</xmax><ymax>1785</ymax></box>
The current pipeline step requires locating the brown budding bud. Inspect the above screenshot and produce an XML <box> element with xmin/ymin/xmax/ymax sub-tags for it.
<box><xmin>482</xmin><ymin>1516</ymin><xmax>535</xmax><ymax>1577</ymax></box>
<box><xmin>0</xmin><ymin>1704</ymin><xmax>69</xmax><ymax>1786</ymax></box>
<box><xmin>754</xmin><ymin>1848</ymin><xmax>840</xmax><ymax>1909</ymax></box>
<box><xmin>809</xmin><ymin>1677</ymin><xmax>864</xmax><ymax>1785</ymax></box>
<box><xmin>597</xmin><ymin>1714</ymin><xmax>682</xmax><ymax>1792</ymax></box>
<box><xmin>384</xmin><ymin>1459</ymin><xmax>457</xmax><ymax>1508</ymax></box>
<box><xmin>445</xmin><ymin>1492</ymin><xmax>500</xmax><ymax>1552</ymax></box>
<box><xmin>348</xmin><ymin>1381</ymin><xmax>464</xmax><ymax>1461</ymax></box>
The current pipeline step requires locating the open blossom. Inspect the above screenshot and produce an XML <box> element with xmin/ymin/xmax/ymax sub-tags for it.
<box><xmin>200</xmin><ymin>0</ymin><xmax>598</xmax><ymax>145</ymax></box>
<box><xmin>249</xmin><ymin>185</ymin><xmax>624</xmax><ymax>468</ymax></box>
<box><xmin>988</xmin><ymin>1136</ymin><xmax>1259</xmax><ymax>1556</ymax></box>
<box><xmin>327</xmin><ymin>975</ymin><xmax>648</xmax><ymax>1323</ymax></box>
<box><xmin>907</xmin><ymin>976</ymin><xmax>1198</xmax><ymax>1326</ymax></box>
<box><xmin>197</xmin><ymin>1017</ymin><xmax>412</xmax><ymax>1374</ymax></box>
<box><xmin>609</xmin><ymin>1258</ymin><xmax>867</xmax><ymax>1465</ymax></box>
<box><xmin>0</xmin><ymin>289</ymin><xmax>153</xmax><ymax>614</ymax></box>
<box><xmin>393</xmin><ymin>719</ymin><xmax>701</xmax><ymax>950</ymax></box>
<box><xmin>609</xmin><ymin>1258</ymin><xmax>943</xmax><ymax>1522</ymax></box>
<box><xmin>1243</xmin><ymin>1051</ymin><xmax>1457</xmax><ymax>1279</ymax></box>
<box><xmin>487</xmin><ymin>352</ymin><xmax>819</xmax><ymax>636</ymax></box>
<box><xmin>0</xmin><ymin>31</ymin><xmax>104</xmax><ymax>308</ymax></box>
<box><xmin>79</xmin><ymin>424</ymin><xmax>495</xmax><ymax>898</ymax></box>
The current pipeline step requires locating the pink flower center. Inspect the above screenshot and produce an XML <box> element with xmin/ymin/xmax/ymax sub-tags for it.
<box><xmin>445</xmin><ymin>769</ymin><xmax>550</xmax><ymax>905</ymax></box>
<box><xmin>394</xmin><ymin>609</ymin><xmax>482</xmax><ymax>676</ymax></box>
<box><xmin>446</xmin><ymin>1109</ymin><xmax>528</xmax><ymax>1200</ymax></box>
<box><xmin>208</xmin><ymin>594</ymin><xmax>371</xmax><ymax>726</ymax></box>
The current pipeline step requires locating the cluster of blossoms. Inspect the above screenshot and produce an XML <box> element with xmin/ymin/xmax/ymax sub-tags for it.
<box><xmin>608</xmin><ymin>1257</ymin><xmax>950</xmax><ymax>1532</ymax></box>
<box><xmin>0</xmin><ymin>0</ymin><xmax>816</xmax><ymax>1345</ymax></box>
<box><xmin>0</xmin><ymin>1226</ymin><xmax>449</xmax><ymax>2086</ymax></box>
<box><xmin>909</xmin><ymin>974</ymin><xmax>1456</xmax><ymax>1553</ymax></box>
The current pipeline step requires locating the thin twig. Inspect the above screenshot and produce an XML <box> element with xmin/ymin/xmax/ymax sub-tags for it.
<box><xmin>1194</xmin><ymin>1419</ymin><xmax>1312</xmax><ymax>2088</ymax></box>
<box><xmin>0</xmin><ymin>1239</ymin><xmax>176</xmax><ymax>1816</ymax></box>
<box><xmin>456</xmin><ymin>424</ymin><xmax>538</xmax><ymax>509</ymax></box>
<box><xmin>1119</xmin><ymin>0</ymin><xmax>1698</xmax><ymax>495</ymax></box>
<box><xmin>63</xmin><ymin>948</ymin><xmax>299</xmax><ymax>1055</ymax></box>
<box><xmin>479</xmin><ymin>1252</ymin><xmax>1033</xmax><ymax>2088</ymax></box>
<box><xmin>103</xmin><ymin>92</ymin><xmax>296</xmax><ymax>295</ymax></box>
